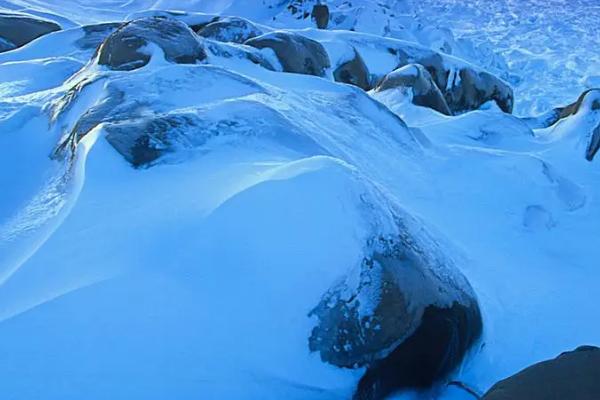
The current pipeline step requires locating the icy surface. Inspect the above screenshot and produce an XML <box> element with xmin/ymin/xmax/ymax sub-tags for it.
<box><xmin>1</xmin><ymin>1</ymin><xmax>599</xmax><ymax>400</ymax></box>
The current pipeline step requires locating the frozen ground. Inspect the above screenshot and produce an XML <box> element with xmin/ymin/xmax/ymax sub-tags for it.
<box><xmin>0</xmin><ymin>1</ymin><xmax>599</xmax><ymax>400</ymax></box>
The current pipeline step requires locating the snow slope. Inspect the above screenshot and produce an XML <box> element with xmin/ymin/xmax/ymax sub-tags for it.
<box><xmin>1</xmin><ymin>1</ymin><xmax>599</xmax><ymax>400</ymax></box>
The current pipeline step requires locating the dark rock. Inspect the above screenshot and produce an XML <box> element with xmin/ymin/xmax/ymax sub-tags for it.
<box><xmin>482</xmin><ymin>346</ymin><xmax>600</xmax><ymax>400</ymax></box>
<box><xmin>245</xmin><ymin>31</ymin><xmax>331</xmax><ymax>77</ymax></box>
<box><xmin>309</xmin><ymin>224</ymin><xmax>482</xmax><ymax>400</ymax></box>
<box><xmin>333</xmin><ymin>48</ymin><xmax>372</xmax><ymax>91</ymax></box>
<box><xmin>197</xmin><ymin>16</ymin><xmax>263</xmax><ymax>44</ymax></box>
<box><xmin>389</xmin><ymin>47</ymin><xmax>514</xmax><ymax>114</ymax></box>
<box><xmin>587</xmin><ymin>124</ymin><xmax>600</xmax><ymax>161</ymax></box>
<box><xmin>96</xmin><ymin>17</ymin><xmax>206</xmax><ymax>71</ymax></box>
<box><xmin>445</xmin><ymin>67</ymin><xmax>514</xmax><ymax>114</ymax></box>
<box><xmin>312</xmin><ymin>4</ymin><xmax>330</xmax><ymax>29</ymax></box>
<box><xmin>375</xmin><ymin>64</ymin><xmax>452</xmax><ymax>115</ymax></box>
<box><xmin>0</xmin><ymin>12</ymin><xmax>61</xmax><ymax>52</ymax></box>
<box><xmin>104</xmin><ymin>113</ymin><xmax>198</xmax><ymax>167</ymax></box>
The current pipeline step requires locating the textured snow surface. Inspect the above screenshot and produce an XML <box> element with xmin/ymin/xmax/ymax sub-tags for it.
<box><xmin>1</xmin><ymin>1</ymin><xmax>599</xmax><ymax>400</ymax></box>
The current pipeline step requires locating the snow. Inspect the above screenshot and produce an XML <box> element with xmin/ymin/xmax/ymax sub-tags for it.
<box><xmin>1</xmin><ymin>1</ymin><xmax>599</xmax><ymax>400</ymax></box>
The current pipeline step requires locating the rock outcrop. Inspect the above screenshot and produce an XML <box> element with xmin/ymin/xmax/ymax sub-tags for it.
<box><xmin>333</xmin><ymin>48</ymin><xmax>372</xmax><ymax>91</ymax></box>
<box><xmin>309</xmin><ymin>216</ymin><xmax>482</xmax><ymax>400</ymax></box>
<box><xmin>386</xmin><ymin>48</ymin><xmax>514</xmax><ymax>114</ymax></box>
<box><xmin>97</xmin><ymin>17</ymin><xmax>206</xmax><ymax>71</ymax></box>
<box><xmin>245</xmin><ymin>31</ymin><xmax>331</xmax><ymax>77</ymax></box>
<box><xmin>197</xmin><ymin>16</ymin><xmax>263</xmax><ymax>44</ymax></box>
<box><xmin>483</xmin><ymin>346</ymin><xmax>600</xmax><ymax>400</ymax></box>
<box><xmin>0</xmin><ymin>12</ymin><xmax>61</xmax><ymax>53</ymax></box>
<box><xmin>375</xmin><ymin>64</ymin><xmax>452</xmax><ymax>115</ymax></box>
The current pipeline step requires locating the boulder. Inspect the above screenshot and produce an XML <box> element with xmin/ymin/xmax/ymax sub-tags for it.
<box><xmin>389</xmin><ymin>48</ymin><xmax>514</xmax><ymax>114</ymax></box>
<box><xmin>125</xmin><ymin>9</ymin><xmax>220</xmax><ymax>32</ymax></box>
<box><xmin>556</xmin><ymin>88</ymin><xmax>600</xmax><ymax>120</ymax></box>
<box><xmin>375</xmin><ymin>64</ymin><xmax>452</xmax><ymax>115</ymax></box>
<box><xmin>522</xmin><ymin>89</ymin><xmax>600</xmax><ymax>161</ymax></box>
<box><xmin>0</xmin><ymin>12</ymin><xmax>61</xmax><ymax>53</ymax></box>
<box><xmin>311</xmin><ymin>4</ymin><xmax>329</xmax><ymax>29</ymax></box>
<box><xmin>445</xmin><ymin>67</ymin><xmax>514</xmax><ymax>114</ymax></box>
<box><xmin>96</xmin><ymin>17</ymin><xmax>206</xmax><ymax>71</ymax></box>
<box><xmin>482</xmin><ymin>346</ymin><xmax>600</xmax><ymax>400</ymax></box>
<box><xmin>333</xmin><ymin>48</ymin><xmax>372</xmax><ymax>91</ymax></box>
<box><xmin>309</xmin><ymin>217</ymin><xmax>482</xmax><ymax>400</ymax></box>
<box><xmin>197</xmin><ymin>16</ymin><xmax>263</xmax><ymax>44</ymax></box>
<box><xmin>245</xmin><ymin>31</ymin><xmax>331</xmax><ymax>77</ymax></box>
<box><xmin>523</xmin><ymin>88</ymin><xmax>600</xmax><ymax>128</ymax></box>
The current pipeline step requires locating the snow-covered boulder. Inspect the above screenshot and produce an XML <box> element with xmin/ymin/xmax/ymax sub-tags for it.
<box><xmin>96</xmin><ymin>17</ymin><xmax>206</xmax><ymax>71</ymax></box>
<box><xmin>385</xmin><ymin>46</ymin><xmax>511</xmax><ymax>114</ymax></box>
<box><xmin>50</xmin><ymin>64</ymin><xmax>270</xmax><ymax>166</ymax></box>
<box><xmin>375</xmin><ymin>64</ymin><xmax>451</xmax><ymax>115</ymax></box>
<box><xmin>482</xmin><ymin>346</ymin><xmax>600</xmax><ymax>400</ymax></box>
<box><xmin>300</xmin><ymin>30</ymin><xmax>513</xmax><ymax>114</ymax></box>
<box><xmin>394</xmin><ymin>52</ymin><xmax>513</xmax><ymax>114</ymax></box>
<box><xmin>527</xmin><ymin>89</ymin><xmax>600</xmax><ymax>162</ymax></box>
<box><xmin>204</xmin><ymin>39</ymin><xmax>277</xmax><ymax>71</ymax></box>
<box><xmin>245</xmin><ymin>31</ymin><xmax>330</xmax><ymax>77</ymax></box>
<box><xmin>197</xmin><ymin>16</ymin><xmax>263</xmax><ymax>44</ymax></box>
<box><xmin>0</xmin><ymin>12</ymin><xmax>61</xmax><ymax>53</ymax></box>
<box><xmin>125</xmin><ymin>9</ymin><xmax>220</xmax><ymax>32</ymax></box>
<box><xmin>333</xmin><ymin>48</ymin><xmax>372</xmax><ymax>90</ymax></box>
<box><xmin>524</xmin><ymin>89</ymin><xmax>600</xmax><ymax>127</ymax></box>
<box><xmin>309</xmin><ymin>202</ymin><xmax>482</xmax><ymax>400</ymax></box>
<box><xmin>444</xmin><ymin>66</ymin><xmax>514</xmax><ymax>115</ymax></box>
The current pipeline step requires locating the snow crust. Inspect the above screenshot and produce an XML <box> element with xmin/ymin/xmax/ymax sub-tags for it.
<box><xmin>1</xmin><ymin>1</ymin><xmax>599</xmax><ymax>400</ymax></box>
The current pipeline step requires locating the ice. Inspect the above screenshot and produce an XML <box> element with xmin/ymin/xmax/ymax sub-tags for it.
<box><xmin>1</xmin><ymin>1</ymin><xmax>599</xmax><ymax>400</ymax></box>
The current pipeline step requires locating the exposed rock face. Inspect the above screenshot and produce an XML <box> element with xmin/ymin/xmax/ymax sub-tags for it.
<box><xmin>309</xmin><ymin>218</ymin><xmax>482</xmax><ymax>400</ymax></box>
<box><xmin>483</xmin><ymin>346</ymin><xmax>600</xmax><ymax>400</ymax></box>
<box><xmin>386</xmin><ymin>48</ymin><xmax>514</xmax><ymax>114</ymax></box>
<box><xmin>354</xmin><ymin>302</ymin><xmax>481</xmax><ymax>400</ymax></box>
<box><xmin>0</xmin><ymin>12</ymin><xmax>61</xmax><ymax>53</ymax></box>
<box><xmin>333</xmin><ymin>49</ymin><xmax>372</xmax><ymax>91</ymax></box>
<box><xmin>376</xmin><ymin>64</ymin><xmax>452</xmax><ymax>115</ymax></box>
<box><xmin>312</xmin><ymin>4</ymin><xmax>330</xmax><ymax>29</ymax></box>
<box><xmin>245</xmin><ymin>31</ymin><xmax>331</xmax><ymax>77</ymax></box>
<box><xmin>97</xmin><ymin>17</ymin><xmax>206</xmax><ymax>71</ymax></box>
<box><xmin>445</xmin><ymin>67</ymin><xmax>513</xmax><ymax>114</ymax></box>
<box><xmin>198</xmin><ymin>16</ymin><xmax>263</xmax><ymax>43</ymax></box>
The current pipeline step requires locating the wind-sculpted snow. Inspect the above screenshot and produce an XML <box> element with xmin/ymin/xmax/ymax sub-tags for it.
<box><xmin>0</xmin><ymin>2</ymin><xmax>599</xmax><ymax>400</ymax></box>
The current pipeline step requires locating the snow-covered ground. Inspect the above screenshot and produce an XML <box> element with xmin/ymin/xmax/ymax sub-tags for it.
<box><xmin>1</xmin><ymin>1</ymin><xmax>599</xmax><ymax>400</ymax></box>
<box><xmin>413</xmin><ymin>0</ymin><xmax>600</xmax><ymax>115</ymax></box>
